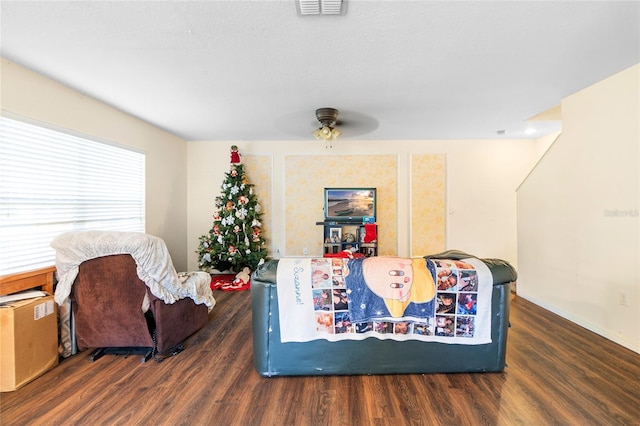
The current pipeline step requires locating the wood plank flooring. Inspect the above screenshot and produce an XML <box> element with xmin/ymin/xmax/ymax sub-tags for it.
<box><xmin>1</xmin><ymin>290</ymin><xmax>638</xmax><ymax>425</ymax></box>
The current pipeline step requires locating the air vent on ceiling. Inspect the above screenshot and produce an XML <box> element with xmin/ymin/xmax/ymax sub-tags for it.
<box><xmin>297</xmin><ymin>0</ymin><xmax>345</xmax><ymax>16</ymax></box>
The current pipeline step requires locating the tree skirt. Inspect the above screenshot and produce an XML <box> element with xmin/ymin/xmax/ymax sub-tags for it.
<box><xmin>210</xmin><ymin>274</ymin><xmax>250</xmax><ymax>291</ymax></box>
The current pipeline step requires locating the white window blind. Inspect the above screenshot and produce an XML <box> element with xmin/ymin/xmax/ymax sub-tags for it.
<box><xmin>0</xmin><ymin>116</ymin><xmax>145</xmax><ymax>276</ymax></box>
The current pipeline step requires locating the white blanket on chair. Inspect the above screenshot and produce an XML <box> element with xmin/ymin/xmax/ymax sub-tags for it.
<box><xmin>51</xmin><ymin>230</ymin><xmax>215</xmax><ymax>311</ymax></box>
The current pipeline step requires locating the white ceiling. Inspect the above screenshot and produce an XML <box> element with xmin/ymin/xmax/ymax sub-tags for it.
<box><xmin>1</xmin><ymin>1</ymin><xmax>638</xmax><ymax>141</ymax></box>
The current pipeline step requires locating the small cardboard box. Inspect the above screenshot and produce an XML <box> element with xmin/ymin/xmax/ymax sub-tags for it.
<box><xmin>0</xmin><ymin>295</ymin><xmax>58</xmax><ymax>392</ymax></box>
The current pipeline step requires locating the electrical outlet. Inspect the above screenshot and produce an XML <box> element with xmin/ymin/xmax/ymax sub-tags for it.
<box><xmin>303</xmin><ymin>248</ymin><xmax>308</xmax><ymax>255</ymax></box>
<box><xmin>619</xmin><ymin>292</ymin><xmax>629</xmax><ymax>306</ymax></box>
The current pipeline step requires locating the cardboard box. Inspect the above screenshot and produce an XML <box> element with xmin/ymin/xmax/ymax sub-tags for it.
<box><xmin>0</xmin><ymin>295</ymin><xmax>58</xmax><ymax>392</ymax></box>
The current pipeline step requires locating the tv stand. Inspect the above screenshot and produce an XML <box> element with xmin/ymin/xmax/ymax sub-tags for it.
<box><xmin>316</xmin><ymin>221</ymin><xmax>378</xmax><ymax>257</ymax></box>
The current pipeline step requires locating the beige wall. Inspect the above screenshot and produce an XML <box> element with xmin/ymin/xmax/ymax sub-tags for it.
<box><xmin>187</xmin><ymin>138</ymin><xmax>541</xmax><ymax>271</ymax></box>
<box><xmin>284</xmin><ymin>154</ymin><xmax>402</xmax><ymax>256</ymax></box>
<box><xmin>0</xmin><ymin>58</ymin><xmax>191</xmax><ymax>270</ymax></box>
<box><xmin>517</xmin><ymin>64</ymin><xmax>640</xmax><ymax>353</ymax></box>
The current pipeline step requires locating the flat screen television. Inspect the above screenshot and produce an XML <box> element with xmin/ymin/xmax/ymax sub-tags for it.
<box><xmin>324</xmin><ymin>188</ymin><xmax>376</xmax><ymax>222</ymax></box>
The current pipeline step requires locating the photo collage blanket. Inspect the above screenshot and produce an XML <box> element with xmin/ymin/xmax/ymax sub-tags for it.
<box><xmin>276</xmin><ymin>256</ymin><xmax>493</xmax><ymax>344</ymax></box>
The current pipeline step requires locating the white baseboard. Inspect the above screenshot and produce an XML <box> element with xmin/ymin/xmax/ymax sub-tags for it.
<box><xmin>517</xmin><ymin>294</ymin><xmax>639</xmax><ymax>354</ymax></box>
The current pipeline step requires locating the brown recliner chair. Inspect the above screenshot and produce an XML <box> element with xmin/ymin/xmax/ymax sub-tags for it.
<box><xmin>71</xmin><ymin>254</ymin><xmax>209</xmax><ymax>362</ymax></box>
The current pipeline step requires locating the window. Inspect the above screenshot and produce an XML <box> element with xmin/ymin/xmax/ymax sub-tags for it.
<box><xmin>0</xmin><ymin>116</ymin><xmax>145</xmax><ymax>275</ymax></box>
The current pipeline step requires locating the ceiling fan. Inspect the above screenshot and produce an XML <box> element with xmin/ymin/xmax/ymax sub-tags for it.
<box><xmin>310</xmin><ymin>107</ymin><xmax>378</xmax><ymax>147</ymax></box>
<box><xmin>274</xmin><ymin>108</ymin><xmax>378</xmax><ymax>143</ymax></box>
<box><xmin>312</xmin><ymin>107</ymin><xmax>342</xmax><ymax>146</ymax></box>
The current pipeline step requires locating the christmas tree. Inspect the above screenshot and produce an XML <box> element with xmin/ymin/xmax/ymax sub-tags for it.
<box><xmin>196</xmin><ymin>146</ymin><xmax>267</xmax><ymax>274</ymax></box>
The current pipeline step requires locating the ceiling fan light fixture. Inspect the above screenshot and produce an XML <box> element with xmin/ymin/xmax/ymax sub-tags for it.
<box><xmin>313</xmin><ymin>126</ymin><xmax>339</xmax><ymax>141</ymax></box>
<box><xmin>312</xmin><ymin>127</ymin><xmax>325</xmax><ymax>139</ymax></box>
<box><xmin>313</xmin><ymin>108</ymin><xmax>341</xmax><ymax>144</ymax></box>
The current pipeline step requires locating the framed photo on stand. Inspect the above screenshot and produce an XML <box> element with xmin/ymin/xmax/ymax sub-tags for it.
<box><xmin>329</xmin><ymin>227</ymin><xmax>342</xmax><ymax>243</ymax></box>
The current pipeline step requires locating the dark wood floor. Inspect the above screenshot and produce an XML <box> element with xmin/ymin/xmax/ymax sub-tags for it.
<box><xmin>1</xmin><ymin>290</ymin><xmax>638</xmax><ymax>425</ymax></box>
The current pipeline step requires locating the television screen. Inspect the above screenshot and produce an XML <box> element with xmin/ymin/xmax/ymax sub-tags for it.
<box><xmin>324</xmin><ymin>188</ymin><xmax>376</xmax><ymax>222</ymax></box>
